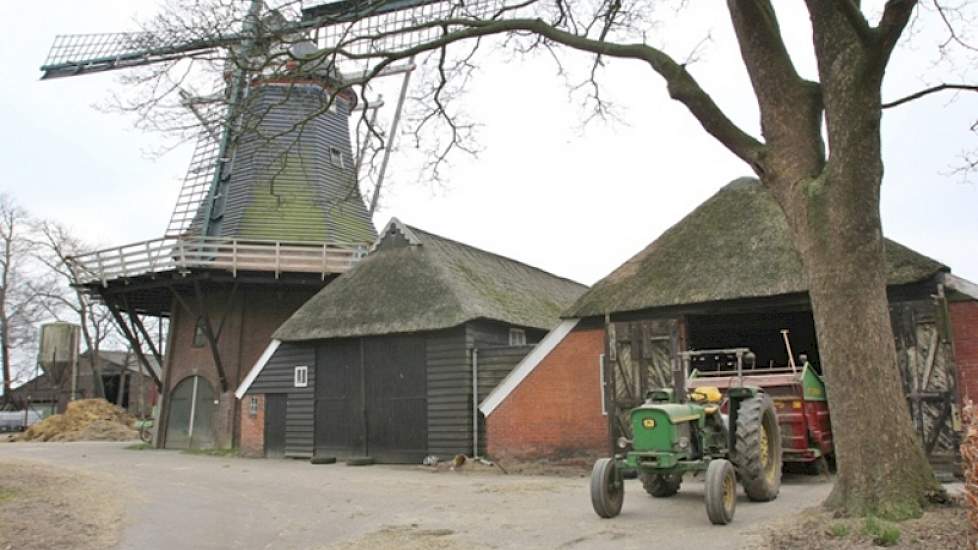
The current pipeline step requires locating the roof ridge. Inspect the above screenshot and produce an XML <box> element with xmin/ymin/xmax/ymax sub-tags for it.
<box><xmin>405</xmin><ymin>224</ymin><xmax>587</xmax><ymax>289</ymax></box>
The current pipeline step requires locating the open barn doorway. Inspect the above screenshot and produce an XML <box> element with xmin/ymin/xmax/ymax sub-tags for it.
<box><xmin>685</xmin><ymin>310</ymin><xmax>821</xmax><ymax>373</ymax></box>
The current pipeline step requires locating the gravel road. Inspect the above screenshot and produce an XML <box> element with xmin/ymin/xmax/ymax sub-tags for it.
<box><xmin>0</xmin><ymin>441</ymin><xmax>833</xmax><ymax>549</ymax></box>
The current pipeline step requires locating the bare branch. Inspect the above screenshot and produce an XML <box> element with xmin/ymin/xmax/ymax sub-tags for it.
<box><xmin>878</xmin><ymin>0</ymin><xmax>919</xmax><ymax>62</ymax></box>
<box><xmin>882</xmin><ymin>82</ymin><xmax>978</xmax><ymax>108</ymax></box>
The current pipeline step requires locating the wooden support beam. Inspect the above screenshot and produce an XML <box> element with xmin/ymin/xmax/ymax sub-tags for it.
<box><xmin>213</xmin><ymin>281</ymin><xmax>239</xmax><ymax>342</ymax></box>
<box><xmin>102</xmin><ymin>294</ymin><xmax>163</xmax><ymax>390</ymax></box>
<box><xmin>121</xmin><ymin>294</ymin><xmax>165</xmax><ymax>381</ymax></box>
<box><xmin>604</xmin><ymin>314</ymin><xmax>617</xmax><ymax>455</ymax></box>
<box><xmin>192</xmin><ymin>280</ymin><xmax>229</xmax><ymax>392</ymax></box>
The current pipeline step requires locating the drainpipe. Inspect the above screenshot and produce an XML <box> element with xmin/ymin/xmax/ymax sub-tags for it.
<box><xmin>472</xmin><ymin>348</ymin><xmax>479</xmax><ymax>458</ymax></box>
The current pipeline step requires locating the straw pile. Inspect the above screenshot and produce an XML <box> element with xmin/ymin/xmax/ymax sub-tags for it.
<box><xmin>16</xmin><ymin>399</ymin><xmax>138</xmax><ymax>442</ymax></box>
<box><xmin>963</xmin><ymin>401</ymin><xmax>978</xmax><ymax>549</ymax></box>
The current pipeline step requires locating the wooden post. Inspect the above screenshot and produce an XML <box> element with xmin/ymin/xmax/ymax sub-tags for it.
<box><xmin>604</xmin><ymin>314</ymin><xmax>617</xmax><ymax>455</ymax></box>
<box><xmin>103</xmin><ymin>296</ymin><xmax>163</xmax><ymax>390</ymax></box>
<box><xmin>121</xmin><ymin>294</ymin><xmax>164</xmax><ymax>390</ymax></box>
<box><xmin>191</xmin><ymin>280</ymin><xmax>230</xmax><ymax>393</ymax></box>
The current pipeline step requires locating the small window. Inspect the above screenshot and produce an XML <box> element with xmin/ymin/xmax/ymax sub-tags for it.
<box><xmin>508</xmin><ymin>328</ymin><xmax>526</xmax><ymax>346</ymax></box>
<box><xmin>193</xmin><ymin>318</ymin><xmax>207</xmax><ymax>347</ymax></box>
<box><xmin>249</xmin><ymin>396</ymin><xmax>259</xmax><ymax>417</ymax></box>
<box><xmin>294</xmin><ymin>366</ymin><xmax>309</xmax><ymax>388</ymax></box>
<box><xmin>329</xmin><ymin>146</ymin><xmax>345</xmax><ymax>168</ymax></box>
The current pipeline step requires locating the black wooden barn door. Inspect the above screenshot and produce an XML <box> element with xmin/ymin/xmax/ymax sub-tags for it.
<box><xmin>314</xmin><ymin>339</ymin><xmax>364</xmax><ymax>458</ymax></box>
<box><xmin>264</xmin><ymin>394</ymin><xmax>287</xmax><ymax>458</ymax></box>
<box><xmin>891</xmin><ymin>298</ymin><xmax>962</xmax><ymax>471</ymax></box>
<box><xmin>605</xmin><ymin>320</ymin><xmax>681</xmax><ymax>445</ymax></box>
<box><xmin>364</xmin><ymin>334</ymin><xmax>428</xmax><ymax>463</ymax></box>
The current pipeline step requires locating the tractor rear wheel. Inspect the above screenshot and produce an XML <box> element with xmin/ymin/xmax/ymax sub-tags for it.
<box><xmin>590</xmin><ymin>458</ymin><xmax>624</xmax><ymax>518</ymax></box>
<box><xmin>640</xmin><ymin>473</ymin><xmax>681</xmax><ymax>497</ymax></box>
<box><xmin>704</xmin><ymin>459</ymin><xmax>736</xmax><ymax>525</ymax></box>
<box><xmin>732</xmin><ymin>394</ymin><xmax>782</xmax><ymax>502</ymax></box>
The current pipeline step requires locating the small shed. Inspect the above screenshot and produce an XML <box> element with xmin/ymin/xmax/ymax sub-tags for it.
<box><xmin>482</xmin><ymin>178</ymin><xmax>977</xmax><ymax>471</ymax></box>
<box><xmin>236</xmin><ymin>219</ymin><xmax>587</xmax><ymax>462</ymax></box>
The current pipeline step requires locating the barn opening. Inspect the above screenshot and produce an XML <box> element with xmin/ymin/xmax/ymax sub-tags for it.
<box><xmin>101</xmin><ymin>374</ymin><xmax>130</xmax><ymax>408</ymax></box>
<box><xmin>685</xmin><ymin>310</ymin><xmax>821</xmax><ymax>373</ymax></box>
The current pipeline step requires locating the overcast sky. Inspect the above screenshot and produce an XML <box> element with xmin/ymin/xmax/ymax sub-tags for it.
<box><xmin>2</xmin><ymin>1</ymin><xmax>976</xmax><ymax>287</ymax></box>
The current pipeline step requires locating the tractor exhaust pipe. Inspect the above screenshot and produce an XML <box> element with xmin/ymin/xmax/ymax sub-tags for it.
<box><xmin>674</xmin><ymin>354</ymin><xmax>688</xmax><ymax>403</ymax></box>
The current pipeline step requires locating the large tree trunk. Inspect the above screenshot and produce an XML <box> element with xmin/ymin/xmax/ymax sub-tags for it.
<box><xmin>784</xmin><ymin>175</ymin><xmax>940</xmax><ymax>518</ymax></box>
<box><xmin>747</xmin><ymin>3</ymin><xmax>940</xmax><ymax>518</ymax></box>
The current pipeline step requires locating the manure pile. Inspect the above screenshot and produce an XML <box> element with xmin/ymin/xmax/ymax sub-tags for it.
<box><xmin>15</xmin><ymin>399</ymin><xmax>138</xmax><ymax>442</ymax></box>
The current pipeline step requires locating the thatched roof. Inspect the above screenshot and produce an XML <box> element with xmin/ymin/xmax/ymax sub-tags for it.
<box><xmin>566</xmin><ymin>178</ymin><xmax>947</xmax><ymax>318</ymax></box>
<box><xmin>274</xmin><ymin>219</ymin><xmax>587</xmax><ymax>341</ymax></box>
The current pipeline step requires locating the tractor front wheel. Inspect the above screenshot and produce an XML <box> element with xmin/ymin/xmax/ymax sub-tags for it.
<box><xmin>590</xmin><ymin>458</ymin><xmax>624</xmax><ymax>518</ymax></box>
<box><xmin>732</xmin><ymin>394</ymin><xmax>782</xmax><ymax>502</ymax></box>
<box><xmin>704</xmin><ymin>459</ymin><xmax>736</xmax><ymax>525</ymax></box>
<box><xmin>640</xmin><ymin>473</ymin><xmax>682</xmax><ymax>497</ymax></box>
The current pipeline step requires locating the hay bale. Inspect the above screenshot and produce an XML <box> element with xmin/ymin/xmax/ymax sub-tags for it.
<box><xmin>16</xmin><ymin>399</ymin><xmax>137</xmax><ymax>442</ymax></box>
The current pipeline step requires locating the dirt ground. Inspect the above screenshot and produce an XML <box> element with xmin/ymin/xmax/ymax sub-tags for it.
<box><xmin>757</xmin><ymin>503</ymin><xmax>970</xmax><ymax>549</ymax></box>
<box><xmin>0</xmin><ymin>459</ymin><xmax>125</xmax><ymax>550</ymax></box>
<box><xmin>0</xmin><ymin>441</ymin><xmax>843</xmax><ymax>550</ymax></box>
<box><xmin>3</xmin><ymin>441</ymin><xmax>968</xmax><ymax>550</ymax></box>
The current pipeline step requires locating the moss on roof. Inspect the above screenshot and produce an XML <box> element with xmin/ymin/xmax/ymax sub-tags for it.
<box><xmin>274</xmin><ymin>220</ymin><xmax>588</xmax><ymax>341</ymax></box>
<box><xmin>566</xmin><ymin>178</ymin><xmax>947</xmax><ymax>318</ymax></box>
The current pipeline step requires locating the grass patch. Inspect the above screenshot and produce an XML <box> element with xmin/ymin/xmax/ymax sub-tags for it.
<box><xmin>827</xmin><ymin>522</ymin><xmax>850</xmax><ymax>538</ymax></box>
<box><xmin>125</xmin><ymin>442</ymin><xmax>154</xmax><ymax>451</ymax></box>
<box><xmin>180</xmin><ymin>447</ymin><xmax>239</xmax><ymax>458</ymax></box>
<box><xmin>862</xmin><ymin>516</ymin><xmax>901</xmax><ymax>547</ymax></box>
<box><xmin>0</xmin><ymin>488</ymin><xmax>17</xmax><ymax>504</ymax></box>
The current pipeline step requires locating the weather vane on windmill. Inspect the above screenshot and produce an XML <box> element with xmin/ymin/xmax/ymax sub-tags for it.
<box><xmin>39</xmin><ymin>0</ymin><xmax>502</xmax><ymax>449</ymax></box>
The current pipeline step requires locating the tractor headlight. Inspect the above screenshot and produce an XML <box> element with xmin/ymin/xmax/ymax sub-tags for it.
<box><xmin>678</xmin><ymin>436</ymin><xmax>690</xmax><ymax>449</ymax></box>
<box><xmin>642</xmin><ymin>418</ymin><xmax>656</xmax><ymax>429</ymax></box>
<box><xmin>617</xmin><ymin>436</ymin><xmax>632</xmax><ymax>449</ymax></box>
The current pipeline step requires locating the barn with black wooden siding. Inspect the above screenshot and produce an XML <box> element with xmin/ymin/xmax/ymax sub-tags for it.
<box><xmin>235</xmin><ymin>219</ymin><xmax>587</xmax><ymax>462</ymax></box>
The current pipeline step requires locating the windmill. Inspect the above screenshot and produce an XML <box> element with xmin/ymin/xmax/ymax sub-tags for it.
<box><xmin>44</xmin><ymin>0</ymin><xmax>503</xmax><ymax>450</ymax></box>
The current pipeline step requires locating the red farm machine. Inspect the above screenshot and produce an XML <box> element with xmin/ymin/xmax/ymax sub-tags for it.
<box><xmin>687</xmin><ymin>331</ymin><xmax>834</xmax><ymax>468</ymax></box>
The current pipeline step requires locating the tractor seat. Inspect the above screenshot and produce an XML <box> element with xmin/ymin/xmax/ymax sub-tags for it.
<box><xmin>690</xmin><ymin>386</ymin><xmax>723</xmax><ymax>404</ymax></box>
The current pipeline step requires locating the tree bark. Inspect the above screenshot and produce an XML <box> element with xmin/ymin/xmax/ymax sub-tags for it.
<box><xmin>778</xmin><ymin>171</ymin><xmax>940</xmax><ymax>518</ymax></box>
<box><xmin>754</xmin><ymin>2</ymin><xmax>939</xmax><ymax>517</ymax></box>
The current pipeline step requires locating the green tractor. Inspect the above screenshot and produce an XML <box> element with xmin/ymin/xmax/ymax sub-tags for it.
<box><xmin>590</xmin><ymin>348</ymin><xmax>782</xmax><ymax>525</ymax></box>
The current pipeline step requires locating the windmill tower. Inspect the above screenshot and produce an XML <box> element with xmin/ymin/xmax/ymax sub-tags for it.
<box><xmin>47</xmin><ymin>0</ymin><xmax>501</xmax><ymax>449</ymax></box>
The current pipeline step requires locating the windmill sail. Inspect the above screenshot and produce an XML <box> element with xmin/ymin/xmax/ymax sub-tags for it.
<box><xmin>306</xmin><ymin>0</ymin><xmax>503</xmax><ymax>58</ymax></box>
<box><xmin>165</xmin><ymin>101</ymin><xmax>227</xmax><ymax>238</ymax></box>
<box><xmin>40</xmin><ymin>31</ymin><xmax>233</xmax><ymax>80</ymax></box>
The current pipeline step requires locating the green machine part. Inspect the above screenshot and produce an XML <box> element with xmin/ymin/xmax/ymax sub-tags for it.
<box><xmin>800</xmin><ymin>363</ymin><xmax>827</xmax><ymax>402</ymax></box>
<box><xmin>627</xmin><ymin>403</ymin><xmax>705</xmax><ymax>469</ymax></box>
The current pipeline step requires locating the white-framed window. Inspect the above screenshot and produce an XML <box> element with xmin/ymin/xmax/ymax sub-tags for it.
<box><xmin>508</xmin><ymin>328</ymin><xmax>526</xmax><ymax>346</ymax></box>
<box><xmin>294</xmin><ymin>365</ymin><xmax>309</xmax><ymax>388</ymax></box>
<box><xmin>329</xmin><ymin>146</ymin><xmax>345</xmax><ymax>168</ymax></box>
<box><xmin>599</xmin><ymin>354</ymin><xmax>608</xmax><ymax>416</ymax></box>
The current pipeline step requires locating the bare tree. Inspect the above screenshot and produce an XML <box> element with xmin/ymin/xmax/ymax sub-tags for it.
<box><xmin>30</xmin><ymin>220</ymin><xmax>125</xmax><ymax>399</ymax></box>
<box><xmin>0</xmin><ymin>194</ymin><xmax>54</xmax><ymax>405</ymax></box>
<box><xmin>73</xmin><ymin>0</ymin><xmax>978</xmax><ymax>517</ymax></box>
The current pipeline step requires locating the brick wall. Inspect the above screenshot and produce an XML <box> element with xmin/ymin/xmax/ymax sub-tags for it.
<box><xmin>486</xmin><ymin>327</ymin><xmax>608</xmax><ymax>462</ymax></box>
<box><xmin>162</xmin><ymin>285</ymin><xmax>318</xmax><ymax>449</ymax></box>
<box><xmin>952</xmin><ymin>301</ymin><xmax>978</xmax><ymax>404</ymax></box>
<box><xmin>239</xmin><ymin>393</ymin><xmax>265</xmax><ymax>457</ymax></box>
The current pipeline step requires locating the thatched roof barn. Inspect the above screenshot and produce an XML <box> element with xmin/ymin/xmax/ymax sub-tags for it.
<box><xmin>567</xmin><ymin>177</ymin><xmax>947</xmax><ymax>318</ymax></box>
<box><xmin>275</xmin><ymin>220</ymin><xmax>585</xmax><ymax>341</ymax></box>
<box><xmin>237</xmin><ymin>219</ymin><xmax>586</xmax><ymax>462</ymax></box>
<box><xmin>482</xmin><ymin>177</ymin><xmax>976</xmax><ymax>470</ymax></box>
